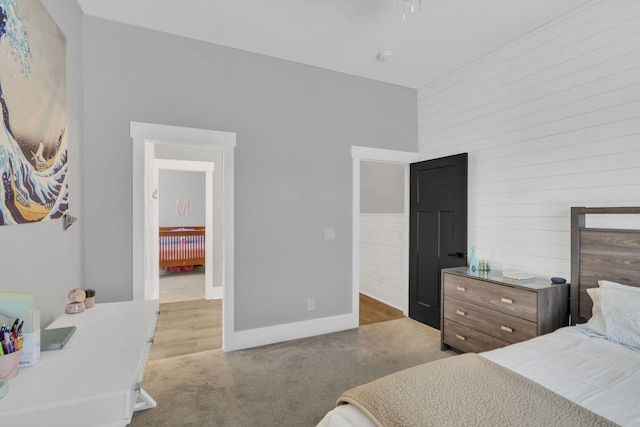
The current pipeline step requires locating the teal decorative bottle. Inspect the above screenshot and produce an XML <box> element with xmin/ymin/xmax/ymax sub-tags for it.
<box><xmin>469</xmin><ymin>246</ymin><xmax>479</xmax><ymax>273</ymax></box>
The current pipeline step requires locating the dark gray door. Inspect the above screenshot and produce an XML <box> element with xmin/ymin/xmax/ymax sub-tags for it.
<box><xmin>409</xmin><ymin>153</ymin><xmax>467</xmax><ymax>329</ymax></box>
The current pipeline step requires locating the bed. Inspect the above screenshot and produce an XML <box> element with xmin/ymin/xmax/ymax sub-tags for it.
<box><xmin>159</xmin><ymin>226</ymin><xmax>205</xmax><ymax>271</ymax></box>
<box><xmin>318</xmin><ymin>206</ymin><xmax>640</xmax><ymax>427</ymax></box>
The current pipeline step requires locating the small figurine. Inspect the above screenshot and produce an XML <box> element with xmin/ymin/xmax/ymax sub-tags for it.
<box><xmin>65</xmin><ymin>288</ymin><xmax>86</xmax><ymax>314</ymax></box>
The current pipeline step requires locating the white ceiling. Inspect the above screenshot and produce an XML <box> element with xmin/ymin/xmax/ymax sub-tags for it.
<box><xmin>75</xmin><ymin>0</ymin><xmax>591</xmax><ymax>89</ymax></box>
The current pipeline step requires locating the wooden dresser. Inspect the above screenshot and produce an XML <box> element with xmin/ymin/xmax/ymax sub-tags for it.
<box><xmin>441</xmin><ymin>267</ymin><xmax>569</xmax><ymax>353</ymax></box>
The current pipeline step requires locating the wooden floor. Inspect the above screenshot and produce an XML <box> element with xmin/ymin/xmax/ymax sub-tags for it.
<box><xmin>359</xmin><ymin>293</ymin><xmax>405</xmax><ymax>326</ymax></box>
<box><xmin>149</xmin><ymin>298</ymin><xmax>222</xmax><ymax>360</ymax></box>
<box><xmin>149</xmin><ymin>294</ymin><xmax>403</xmax><ymax>360</ymax></box>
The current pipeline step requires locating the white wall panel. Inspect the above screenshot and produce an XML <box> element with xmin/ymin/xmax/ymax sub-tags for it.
<box><xmin>418</xmin><ymin>0</ymin><xmax>640</xmax><ymax>280</ymax></box>
<box><xmin>360</xmin><ymin>214</ymin><xmax>406</xmax><ymax>311</ymax></box>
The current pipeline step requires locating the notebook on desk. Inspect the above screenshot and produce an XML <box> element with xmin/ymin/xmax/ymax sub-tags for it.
<box><xmin>41</xmin><ymin>326</ymin><xmax>76</xmax><ymax>351</ymax></box>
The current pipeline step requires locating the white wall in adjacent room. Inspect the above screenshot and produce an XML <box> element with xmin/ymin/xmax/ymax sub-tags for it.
<box><xmin>359</xmin><ymin>161</ymin><xmax>406</xmax><ymax>311</ymax></box>
<box><xmin>360</xmin><ymin>214</ymin><xmax>406</xmax><ymax>311</ymax></box>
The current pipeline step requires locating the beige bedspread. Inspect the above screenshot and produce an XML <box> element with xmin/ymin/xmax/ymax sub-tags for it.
<box><xmin>337</xmin><ymin>353</ymin><xmax>618</xmax><ymax>427</ymax></box>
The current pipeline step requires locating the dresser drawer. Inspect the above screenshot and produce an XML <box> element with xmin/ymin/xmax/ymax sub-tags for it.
<box><xmin>443</xmin><ymin>274</ymin><xmax>537</xmax><ymax>322</ymax></box>
<box><xmin>444</xmin><ymin>297</ymin><xmax>537</xmax><ymax>344</ymax></box>
<box><xmin>443</xmin><ymin>319</ymin><xmax>510</xmax><ymax>353</ymax></box>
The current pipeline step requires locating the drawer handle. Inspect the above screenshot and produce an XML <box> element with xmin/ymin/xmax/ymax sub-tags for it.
<box><xmin>500</xmin><ymin>297</ymin><xmax>513</xmax><ymax>304</ymax></box>
<box><xmin>456</xmin><ymin>286</ymin><xmax>466</xmax><ymax>292</ymax></box>
<box><xmin>135</xmin><ymin>382</ymin><xmax>141</xmax><ymax>392</ymax></box>
<box><xmin>455</xmin><ymin>310</ymin><xmax>466</xmax><ymax>317</ymax></box>
<box><xmin>501</xmin><ymin>325</ymin><xmax>513</xmax><ymax>333</ymax></box>
<box><xmin>148</xmin><ymin>338</ymin><xmax>154</xmax><ymax>344</ymax></box>
<box><xmin>455</xmin><ymin>334</ymin><xmax>466</xmax><ymax>341</ymax></box>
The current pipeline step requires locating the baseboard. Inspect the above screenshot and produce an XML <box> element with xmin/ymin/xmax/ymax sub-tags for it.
<box><xmin>206</xmin><ymin>286</ymin><xmax>223</xmax><ymax>300</ymax></box>
<box><xmin>223</xmin><ymin>312</ymin><xmax>358</xmax><ymax>352</ymax></box>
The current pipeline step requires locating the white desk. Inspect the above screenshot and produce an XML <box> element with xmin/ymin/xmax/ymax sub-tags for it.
<box><xmin>0</xmin><ymin>300</ymin><xmax>159</xmax><ymax>427</ymax></box>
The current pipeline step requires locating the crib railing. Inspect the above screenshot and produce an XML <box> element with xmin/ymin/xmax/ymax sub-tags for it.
<box><xmin>159</xmin><ymin>226</ymin><xmax>205</xmax><ymax>268</ymax></box>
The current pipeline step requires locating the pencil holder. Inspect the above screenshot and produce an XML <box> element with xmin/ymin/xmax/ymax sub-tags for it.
<box><xmin>0</xmin><ymin>349</ymin><xmax>23</xmax><ymax>380</ymax></box>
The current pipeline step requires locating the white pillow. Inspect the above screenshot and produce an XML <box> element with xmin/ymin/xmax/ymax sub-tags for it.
<box><xmin>582</xmin><ymin>280</ymin><xmax>640</xmax><ymax>338</ymax></box>
<box><xmin>579</xmin><ymin>287</ymin><xmax>640</xmax><ymax>351</ymax></box>
<box><xmin>577</xmin><ymin>287</ymin><xmax>606</xmax><ymax>336</ymax></box>
<box><xmin>598</xmin><ymin>280</ymin><xmax>640</xmax><ymax>293</ymax></box>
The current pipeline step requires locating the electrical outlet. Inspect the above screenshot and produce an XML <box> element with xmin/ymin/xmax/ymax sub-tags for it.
<box><xmin>324</xmin><ymin>228</ymin><xmax>335</xmax><ymax>240</ymax></box>
<box><xmin>307</xmin><ymin>299</ymin><xmax>315</xmax><ymax>311</ymax></box>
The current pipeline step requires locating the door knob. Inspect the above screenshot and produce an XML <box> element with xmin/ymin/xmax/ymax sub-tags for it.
<box><xmin>447</xmin><ymin>252</ymin><xmax>465</xmax><ymax>258</ymax></box>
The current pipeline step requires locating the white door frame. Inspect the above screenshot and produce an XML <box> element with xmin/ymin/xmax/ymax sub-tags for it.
<box><xmin>351</xmin><ymin>146</ymin><xmax>419</xmax><ymax>317</ymax></box>
<box><xmin>153</xmin><ymin>159</ymin><xmax>215</xmax><ymax>300</ymax></box>
<box><xmin>131</xmin><ymin>122</ymin><xmax>235</xmax><ymax>351</ymax></box>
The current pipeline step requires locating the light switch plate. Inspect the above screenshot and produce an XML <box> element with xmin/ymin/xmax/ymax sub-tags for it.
<box><xmin>324</xmin><ymin>228</ymin><xmax>335</xmax><ymax>240</ymax></box>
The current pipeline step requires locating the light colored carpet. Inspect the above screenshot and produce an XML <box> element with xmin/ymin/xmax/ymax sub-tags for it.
<box><xmin>131</xmin><ymin>317</ymin><xmax>455</xmax><ymax>427</ymax></box>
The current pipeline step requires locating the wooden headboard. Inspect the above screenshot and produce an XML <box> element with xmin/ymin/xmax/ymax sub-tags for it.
<box><xmin>570</xmin><ymin>207</ymin><xmax>640</xmax><ymax>325</ymax></box>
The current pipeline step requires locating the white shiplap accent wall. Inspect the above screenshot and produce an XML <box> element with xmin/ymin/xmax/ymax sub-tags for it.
<box><xmin>417</xmin><ymin>0</ymin><xmax>640</xmax><ymax>279</ymax></box>
<box><xmin>360</xmin><ymin>214</ymin><xmax>406</xmax><ymax>311</ymax></box>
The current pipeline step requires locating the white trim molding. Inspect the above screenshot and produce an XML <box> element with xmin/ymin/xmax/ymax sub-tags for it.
<box><xmin>226</xmin><ymin>314</ymin><xmax>355</xmax><ymax>352</ymax></box>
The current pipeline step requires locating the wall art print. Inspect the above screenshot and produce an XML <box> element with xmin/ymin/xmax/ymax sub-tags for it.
<box><xmin>0</xmin><ymin>0</ymin><xmax>67</xmax><ymax>225</ymax></box>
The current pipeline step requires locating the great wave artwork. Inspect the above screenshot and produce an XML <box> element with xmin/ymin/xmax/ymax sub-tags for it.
<box><xmin>0</xmin><ymin>0</ymin><xmax>68</xmax><ymax>225</ymax></box>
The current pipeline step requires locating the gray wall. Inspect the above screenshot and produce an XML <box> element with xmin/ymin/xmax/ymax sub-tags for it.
<box><xmin>159</xmin><ymin>170</ymin><xmax>206</xmax><ymax>227</ymax></box>
<box><xmin>82</xmin><ymin>18</ymin><xmax>418</xmax><ymax>330</ymax></box>
<box><xmin>0</xmin><ymin>0</ymin><xmax>83</xmax><ymax>327</ymax></box>
<box><xmin>360</xmin><ymin>162</ymin><xmax>405</xmax><ymax>214</ymax></box>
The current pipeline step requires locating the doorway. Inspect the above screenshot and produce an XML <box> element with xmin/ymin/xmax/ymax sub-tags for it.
<box><xmin>359</xmin><ymin>160</ymin><xmax>407</xmax><ymax>320</ymax></box>
<box><xmin>351</xmin><ymin>146</ymin><xmax>420</xmax><ymax>324</ymax></box>
<box><xmin>131</xmin><ymin>122</ymin><xmax>236</xmax><ymax>351</ymax></box>
<box><xmin>154</xmin><ymin>160</ymin><xmax>216</xmax><ymax>302</ymax></box>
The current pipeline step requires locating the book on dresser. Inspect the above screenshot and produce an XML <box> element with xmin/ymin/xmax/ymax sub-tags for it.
<box><xmin>440</xmin><ymin>267</ymin><xmax>569</xmax><ymax>354</ymax></box>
